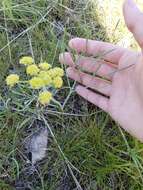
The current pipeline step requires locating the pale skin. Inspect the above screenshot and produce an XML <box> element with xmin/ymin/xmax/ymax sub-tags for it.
<box><xmin>59</xmin><ymin>0</ymin><xmax>143</xmax><ymax>142</ymax></box>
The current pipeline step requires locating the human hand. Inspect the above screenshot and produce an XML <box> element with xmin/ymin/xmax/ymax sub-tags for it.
<box><xmin>59</xmin><ymin>0</ymin><xmax>143</xmax><ymax>142</ymax></box>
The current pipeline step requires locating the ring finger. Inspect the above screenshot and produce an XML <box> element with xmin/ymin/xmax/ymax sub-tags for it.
<box><xmin>67</xmin><ymin>67</ymin><xmax>112</xmax><ymax>96</ymax></box>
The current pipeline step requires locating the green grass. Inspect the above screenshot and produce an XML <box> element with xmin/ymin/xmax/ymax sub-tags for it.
<box><xmin>0</xmin><ymin>0</ymin><xmax>143</xmax><ymax>189</ymax></box>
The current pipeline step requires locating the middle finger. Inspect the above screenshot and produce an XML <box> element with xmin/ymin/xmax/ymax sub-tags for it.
<box><xmin>60</xmin><ymin>52</ymin><xmax>117</xmax><ymax>80</ymax></box>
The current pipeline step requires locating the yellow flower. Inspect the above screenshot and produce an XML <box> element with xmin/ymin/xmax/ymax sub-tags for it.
<box><xmin>39</xmin><ymin>62</ymin><xmax>51</xmax><ymax>70</ymax></box>
<box><xmin>26</xmin><ymin>64</ymin><xmax>40</xmax><ymax>76</ymax></box>
<box><xmin>53</xmin><ymin>67</ymin><xmax>64</xmax><ymax>77</ymax></box>
<box><xmin>47</xmin><ymin>69</ymin><xmax>56</xmax><ymax>78</ymax></box>
<box><xmin>38</xmin><ymin>71</ymin><xmax>52</xmax><ymax>86</ymax></box>
<box><xmin>47</xmin><ymin>67</ymin><xmax>64</xmax><ymax>78</ymax></box>
<box><xmin>29</xmin><ymin>77</ymin><xmax>45</xmax><ymax>89</ymax></box>
<box><xmin>38</xmin><ymin>91</ymin><xmax>52</xmax><ymax>105</ymax></box>
<box><xmin>6</xmin><ymin>74</ymin><xmax>19</xmax><ymax>87</ymax></box>
<box><xmin>53</xmin><ymin>77</ymin><xmax>63</xmax><ymax>88</ymax></box>
<box><xmin>19</xmin><ymin>56</ymin><xmax>34</xmax><ymax>65</ymax></box>
<box><xmin>38</xmin><ymin>71</ymin><xmax>47</xmax><ymax>77</ymax></box>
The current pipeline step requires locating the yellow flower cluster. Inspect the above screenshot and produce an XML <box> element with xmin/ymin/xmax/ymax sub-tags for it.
<box><xmin>38</xmin><ymin>91</ymin><xmax>52</xmax><ymax>105</ymax></box>
<box><xmin>19</xmin><ymin>56</ymin><xmax>34</xmax><ymax>65</ymax></box>
<box><xmin>47</xmin><ymin>67</ymin><xmax>64</xmax><ymax>78</ymax></box>
<box><xmin>6</xmin><ymin>74</ymin><xmax>19</xmax><ymax>87</ymax></box>
<box><xmin>38</xmin><ymin>71</ymin><xmax>52</xmax><ymax>86</ymax></box>
<box><xmin>6</xmin><ymin>56</ymin><xmax>64</xmax><ymax>105</ymax></box>
<box><xmin>29</xmin><ymin>77</ymin><xmax>45</xmax><ymax>89</ymax></box>
<box><xmin>39</xmin><ymin>62</ymin><xmax>51</xmax><ymax>70</ymax></box>
<box><xmin>26</xmin><ymin>61</ymin><xmax>64</xmax><ymax>90</ymax></box>
<box><xmin>53</xmin><ymin>76</ymin><xmax>63</xmax><ymax>88</ymax></box>
<box><xmin>26</xmin><ymin>64</ymin><xmax>40</xmax><ymax>76</ymax></box>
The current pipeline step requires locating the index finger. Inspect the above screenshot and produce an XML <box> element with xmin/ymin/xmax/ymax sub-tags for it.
<box><xmin>69</xmin><ymin>38</ymin><xmax>127</xmax><ymax>64</ymax></box>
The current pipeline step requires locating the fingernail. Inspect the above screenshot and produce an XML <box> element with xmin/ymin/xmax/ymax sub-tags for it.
<box><xmin>69</xmin><ymin>39</ymin><xmax>74</xmax><ymax>48</ymax></box>
<box><xmin>59</xmin><ymin>53</ymin><xmax>68</xmax><ymax>64</ymax></box>
<box><xmin>69</xmin><ymin>38</ymin><xmax>80</xmax><ymax>48</ymax></box>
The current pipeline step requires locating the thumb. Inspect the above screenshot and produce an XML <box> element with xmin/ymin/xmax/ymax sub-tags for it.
<box><xmin>123</xmin><ymin>0</ymin><xmax>143</xmax><ymax>49</ymax></box>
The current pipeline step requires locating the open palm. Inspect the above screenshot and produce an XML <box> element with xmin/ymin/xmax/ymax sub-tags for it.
<box><xmin>59</xmin><ymin>0</ymin><xmax>143</xmax><ymax>141</ymax></box>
